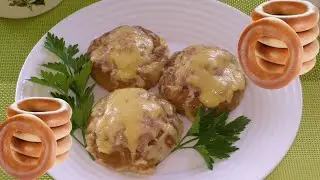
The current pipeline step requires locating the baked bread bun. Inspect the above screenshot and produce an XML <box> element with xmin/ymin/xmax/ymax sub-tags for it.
<box><xmin>88</xmin><ymin>26</ymin><xmax>169</xmax><ymax>91</ymax></box>
<box><xmin>85</xmin><ymin>88</ymin><xmax>183</xmax><ymax>174</ymax></box>
<box><xmin>159</xmin><ymin>45</ymin><xmax>246</xmax><ymax>120</ymax></box>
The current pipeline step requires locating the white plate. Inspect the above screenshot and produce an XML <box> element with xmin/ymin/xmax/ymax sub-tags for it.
<box><xmin>15</xmin><ymin>0</ymin><xmax>302</xmax><ymax>179</ymax></box>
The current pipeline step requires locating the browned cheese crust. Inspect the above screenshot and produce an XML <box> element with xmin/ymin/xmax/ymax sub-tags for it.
<box><xmin>87</xmin><ymin>26</ymin><xmax>169</xmax><ymax>91</ymax></box>
<box><xmin>85</xmin><ymin>88</ymin><xmax>183</xmax><ymax>174</ymax></box>
<box><xmin>159</xmin><ymin>45</ymin><xmax>246</xmax><ymax>121</ymax></box>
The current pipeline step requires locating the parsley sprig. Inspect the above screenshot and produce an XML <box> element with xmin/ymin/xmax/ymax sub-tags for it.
<box><xmin>29</xmin><ymin>32</ymin><xmax>94</xmax><ymax>148</ymax></box>
<box><xmin>172</xmin><ymin>106</ymin><xmax>250</xmax><ymax>170</ymax></box>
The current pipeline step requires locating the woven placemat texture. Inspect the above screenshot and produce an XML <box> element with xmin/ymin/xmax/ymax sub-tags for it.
<box><xmin>0</xmin><ymin>0</ymin><xmax>319</xmax><ymax>179</ymax></box>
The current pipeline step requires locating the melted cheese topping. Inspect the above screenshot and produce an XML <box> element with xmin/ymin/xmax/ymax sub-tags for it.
<box><xmin>110</xmin><ymin>46</ymin><xmax>142</xmax><ymax>81</ymax></box>
<box><xmin>175</xmin><ymin>45</ymin><xmax>245</xmax><ymax>107</ymax></box>
<box><xmin>94</xmin><ymin>88</ymin><xmax>163</xmax><ymax>156</ymax></box>
<box><xmin>90</xmin><ymin>26</ymin><xmax>154</xmax><ymax>81</ymax></box>
<box><xmin>86</xmin><ymin>88</ymin><xmax>183</xmax><ymax>173</ymax></box>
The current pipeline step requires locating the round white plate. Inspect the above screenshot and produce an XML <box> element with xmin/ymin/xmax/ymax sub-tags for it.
<box><xmin>15</xmin><ymin>0</ymin><xmax>302</xmax><ymax>179</ymax></box>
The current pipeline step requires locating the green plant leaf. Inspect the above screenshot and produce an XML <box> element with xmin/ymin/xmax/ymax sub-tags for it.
<box><xmin>173</xmin><ymin>106</ymin><xmax>250</xmax><ymax>170</ymax></box>
<box><xmin>42</xmin><ymin>62</ymin><xmax>69</xmax><ymax>75</ymax></box>
<box><xmin>29</xmin><ymin>33</ymin><xmax>95</xmax><ymax>154</ymax></box>
<box><xmin>195</xmin><ymin>145</ymin><xmax>214</xmax><ymax>170</ymax></box>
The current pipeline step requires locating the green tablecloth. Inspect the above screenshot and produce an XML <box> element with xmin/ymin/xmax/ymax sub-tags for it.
<box><xmin>0</xmin><ymin>0</ymin><xmax>319</xmax><ymax>179</ymax></box>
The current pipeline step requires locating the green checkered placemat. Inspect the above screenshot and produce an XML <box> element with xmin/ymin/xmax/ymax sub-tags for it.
<box><xmin>0</xmin><ymin>0</ymin><xmax>319</xmax><ymax>179</ymax></box>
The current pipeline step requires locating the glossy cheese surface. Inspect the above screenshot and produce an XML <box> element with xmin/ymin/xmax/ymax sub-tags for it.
<box><xmin>173</xmin><ymin>45</ymin><xmax>246</xmax><ymax>107</ymax></box>
<box><xmin>89</xmin><ymin>26</ymin><xmax>167</xmax><ymax>84</ymax></box>
<box><xmin>86</xmin><ymin>88</ymin><xmax>182</xmax><ymax>173</ymax></box>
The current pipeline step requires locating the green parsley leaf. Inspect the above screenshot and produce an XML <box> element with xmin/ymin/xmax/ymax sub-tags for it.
<box><xmin>29</xmin><ymin>33</ymin><xmax>95</xmax><ymax>158</ymax></box>
<box><xmin>29</xmin><ymin>71</ymin><xmax>72</xmax><ymax>94</ymax></box>
<box><xmin>74</xmin><ymin>54</ymin><xmax>92</xmax><ymax>74</ymax></box>
<box><xmin>74</xmin><ymin>61</ymin><xmax>93</xmax><ymax>94</ymax></box>
<box><xmin>173</xmin><ymin>106</ymin><xmax>250</xmax><ymax>170</ymax></box>
<box><xmin>195</xmin><ymin>145</ymin><xmax>214</xmax><ymax>170</ymax></box>
<box><xmin>42</xmin><ymin>62</ymin><xmax>69</xmax><ymax>75</ymax></box>
<box><xmin>188</xmin><ymin>106</ymin><xmax>204</xmax><ymax>136</ymax></box>
<box><xmin>44</xmin><ymin>32</ymin><xmax>79</xmax><ymax>70</ymax></box>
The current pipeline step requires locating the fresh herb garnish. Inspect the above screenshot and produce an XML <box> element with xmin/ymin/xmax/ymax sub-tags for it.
<box><xmin>29</xmin><ymin>32</ymin><xmax>94</xmax><ymax>149</ymax></box>
<box><xmin>172</xmin><ymin>106</ymin><xmax>250</xmax><ymax>170</ymax></box>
